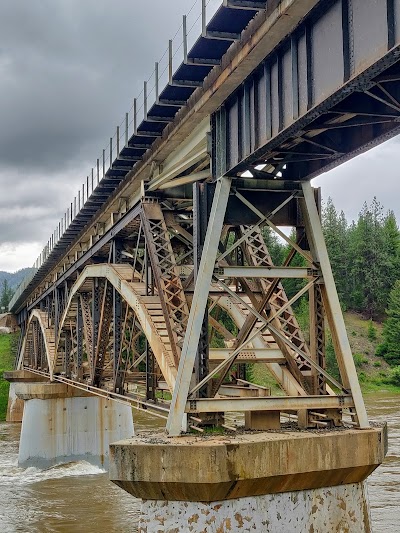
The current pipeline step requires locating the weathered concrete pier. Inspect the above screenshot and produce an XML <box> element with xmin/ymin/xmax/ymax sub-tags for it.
<box><xmin>110</xmin><ymin>427</ymin><xmax>386</xmax><ymax>532</ymax></box>
<box><xmin>5</xmin><ymin>371</ymin><xmax>134</xmax><ymax>468</ymax></box>
<box><xmin>4</xmin><ymin>369</ymin><xmax>44</xmax><ymax>422</ymax></box>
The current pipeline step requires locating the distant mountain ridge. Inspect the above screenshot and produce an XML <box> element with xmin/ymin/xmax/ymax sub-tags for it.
<box><xmin>0</xmin><ymin>268</ymin><xmax>36</xmax><ymax>291</ymax></box>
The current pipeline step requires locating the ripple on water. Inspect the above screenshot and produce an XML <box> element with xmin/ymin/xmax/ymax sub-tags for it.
<box><xmin>0</xmin><ymin>422</ymin><xmax>139</xmax><ymax>533</ymax></box>
<box><xmin>365</xmin><ymin>393</ymin><xmax>400</xmax><ymax>533</ymax></box>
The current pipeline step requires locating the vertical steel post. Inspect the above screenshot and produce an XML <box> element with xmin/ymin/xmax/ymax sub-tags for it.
<box><xmin>64</xmin><ymin>331</ymin><xmax>72</xmax><ymax>378</ymax></box>
<box><xmin>169</xmin><ymin>40</ymin><xmax>173</xmax><ymax>84</ymax></box>
<box><xmin>309</xmin><ymin>283</ymin><xmax>326</xmax><ymax>394</ymax></box>
<box><xmin>144</xmin><ymin>246</ymin><xmax>156</xmax><ymax>401</ymax></box>
<box><xmin>144</xmin><ymin>81</ymin><xmax>148</xmax><ymax>118</ymax></box>
<box><xmin>134</xmin><ymin>98</ymin><xmax>138</xmax><ymax>134</ymax></box>
<box><xmin>166</xmin><ymin>176</ymin><xmax>231</xmax><ymax>436</ymax></box>
<box><xmin>146</xmin><ymin>345</ymin><xmax>156</xmax><ymax>402</ymax></box>
<box><xmin>301</xmin><ymin>182</ymin><xmax>369</xmax><ymax>428</ymax></box>
<box><xmin>77</xmin><ymin>298</ymin><xmax>83</xmax><ymax>378</ymax></box>
<box><xmin>113</xmin><ymin>240</ymin><xmax>124</xmax><ymax>393</ymax></box>
<box><xmin>92</xmin><ymin>279</ymin><xmax>101</xmax><ymax>378</ymax></box>
<box><xmin>193</xmin><ymin>182</ymin><xmax>213</xmax><ymax>397</ymax></box>
<box><xmin>183</xmin><ymin>15</ymin><xmax>188</xmax><ymax>63</ymax></box>
<box><xmin>202</xmin><ymin>0</ymin><xmax>207</xmax><ymax>36</ymax></box>
<box><xmin>155</xmin><ymin>62</ymin><xmax>159</xmax><ymax>103</ymax></box>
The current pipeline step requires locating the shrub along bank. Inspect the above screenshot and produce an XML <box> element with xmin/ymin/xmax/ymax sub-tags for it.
<box><xmin>0</xmin><ymin>333</ymin><xmax>18</xmax><ymax>421</ymax></box>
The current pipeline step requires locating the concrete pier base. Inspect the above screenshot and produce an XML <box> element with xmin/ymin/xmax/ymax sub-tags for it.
<box><xmin>138</xmin><ymin>482</ymin><xmax>371</xmax><ymax>532</ymax></box>
<box><xmin>6</xmin><ymin>383</ymin><xmax>25</xmax><ymax>422</ymax></box>
<box><xmin>15</xmin><ymin>382</ymin><xmax>134</xmax><ymax>469</ymax></box>
<box><xmin>110</xmin><ymin>427</ymin><xmax>387</xmax><ymax>533</ymax></box>
<box><xmin>4</xmin><ymin>370</ymin><xmax>48</xmax><ymax>422</ymax></box>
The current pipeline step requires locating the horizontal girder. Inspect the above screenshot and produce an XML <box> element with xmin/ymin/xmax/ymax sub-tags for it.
<box><xmin>186</xmin><ymin>395</ymin><xmax>355</xmax><ymax>413</ymax></box>
<box><xmin>213</xmin><ymin>0</ymin><xmax>400</xmax><ymax>181</ymax></box>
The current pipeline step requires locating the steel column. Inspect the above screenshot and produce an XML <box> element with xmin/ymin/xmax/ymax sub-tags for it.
<box><xmin>76</xmin><ymin>299</ymin><xmax>83</xmax><ymax>378</ymax></box>
<box><xmin>166</xmin><ymin>176</ymin><xmax>231</xmax><ymax>436</ymax></box>
<box><xmin>301</xmin><ymin>181</ymin><xmax>369</xmax><ymax>428</ymax></box>
<box><xmin>193</xmin><ymin>182</ymin><xmax>212</xmax><ymax>397</ymax></box>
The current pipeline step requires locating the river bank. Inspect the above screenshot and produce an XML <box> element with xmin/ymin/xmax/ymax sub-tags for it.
<box><xmin>0</xmin><ymin>333</ymin><xmax>17</xmax><ymax>420</ymax></box>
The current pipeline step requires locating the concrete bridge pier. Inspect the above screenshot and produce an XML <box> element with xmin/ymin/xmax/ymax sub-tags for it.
<box><xmin>12</xmin><ymin>379</ymin><xmax>134</xmax><ymax>469</ymax></box>
<box><xmin>4</xmin><ymin>370</ymin><xmax>48</xmax><ymax>422</ymax></box>
<box><xmin>110</xmin><ymin>427</ymin><xmax>387</xmax><ymax>533</ymax></box>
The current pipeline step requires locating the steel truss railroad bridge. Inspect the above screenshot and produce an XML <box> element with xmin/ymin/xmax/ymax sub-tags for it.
<box><xmin>9</xmin><ymin>0</ymin><xmax>400</xmax><ymax>435</ymax></box>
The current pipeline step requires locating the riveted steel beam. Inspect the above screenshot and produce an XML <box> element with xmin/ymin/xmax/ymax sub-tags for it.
<box><xmin>186</xmin><ymin>395</ymin><xmax>355</xmax><ymax>413</ymax></box>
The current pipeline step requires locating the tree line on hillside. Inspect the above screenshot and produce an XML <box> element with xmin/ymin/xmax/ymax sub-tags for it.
<box><xmin>262</xmin><ymin>196</ymin><xmax>400</xmax><ymax>372</ymax></box>
<box><xmin>0</xmin><ymin>267</ymin><xmax>35</xmax><ymax>291</ymax></box>
<box><xmin>322</xmin><ymin>197</ymin><xmax>400</xmax><ymax>371</ymax></box>
<box><xmin>0</xmin><ymin>268</ymin><xmax>36</xmax><ymax>313</ymax></box>
<box><xmin>323</xmin><ymin>197</ymin><xmax>399</xmax><ymax>320</ymax></box>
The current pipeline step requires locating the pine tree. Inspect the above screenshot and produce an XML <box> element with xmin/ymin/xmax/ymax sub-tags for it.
<box><xmin>322</xmin><ymin>198</ymin><xmax>349</xmax><ymax>307</ymax></box>
<box><xmin>350</xmin><ymin>198</ymin><xmax>389</xmax><ymax>318</ymax></box>
<box><xmin>380</xmin><ymin>280</ymin><xmax>400</xmax><ymax>366</ymax></box>
<box><xmin>0</xmin><ymin>279</ymin><xmax>13</xmax><ymax>311</ymax></box>
<box><xmin>383</xmin><ymin>210</ymin><xmax>400</xmax><ymax>289</ymax></box>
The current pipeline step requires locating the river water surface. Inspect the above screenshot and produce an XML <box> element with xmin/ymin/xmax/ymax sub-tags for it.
<box><xmin>0</xmin><ymin>394</ymin><xmax>398</xmax><ymax>532</ymax></box>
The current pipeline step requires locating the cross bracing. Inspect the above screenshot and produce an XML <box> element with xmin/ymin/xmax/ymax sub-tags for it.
<box><xmin>10</xmin><ymin>0</ymin><xmax>400</xmax><ymax>435</ymax></box>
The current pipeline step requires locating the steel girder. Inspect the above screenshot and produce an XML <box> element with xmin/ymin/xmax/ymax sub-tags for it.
<box><xmin>213</xmin><ymin>0</ymin><xmax>400</xmax><ymax>182</ymax></box>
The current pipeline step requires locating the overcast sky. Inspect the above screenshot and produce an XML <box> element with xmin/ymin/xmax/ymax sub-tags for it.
<box><xmin>1</xmin><ymin>1</ymin><xmax>399</xmax><ymax>272</ymax></box>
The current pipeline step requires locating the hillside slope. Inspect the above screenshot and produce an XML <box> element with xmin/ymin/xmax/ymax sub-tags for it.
<box><xmin>0</xmin><ymin>268</ymin><xmax>35</xmax><ymax>290</ymax></box>
<box><xmin>251</xmin><ymin>311</ymin><xmax>398</xmax><ymax>394</ymax></box>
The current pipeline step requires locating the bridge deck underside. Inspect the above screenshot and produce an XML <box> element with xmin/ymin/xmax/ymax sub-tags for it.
<box><xmin>214</xmin><ymin>0</ymin><xmax>400</xmax><ymax>183</ymax></box>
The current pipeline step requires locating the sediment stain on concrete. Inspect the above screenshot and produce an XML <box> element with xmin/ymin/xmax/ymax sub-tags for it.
<box><xmin>138</xmin><ymin>482</ymin><xmax>371</xmax><ymax>532</ymax></box>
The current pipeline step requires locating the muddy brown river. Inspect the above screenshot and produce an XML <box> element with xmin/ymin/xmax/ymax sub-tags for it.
<box><xmin>0</xmin><ymin>393</ymin><xmax>398</xmax><ymax>532</ymax></box>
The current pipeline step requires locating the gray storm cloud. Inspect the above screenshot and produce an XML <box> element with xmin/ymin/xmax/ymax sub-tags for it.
<box><xmin>0</xmin><ymin>0</ymin><xmax>400</xmax><ymax>269</ymax></box>
<box><xmin>0</xmin><ymin>0</ymin><xmax>189</xmax><ymax>254</ymax></box>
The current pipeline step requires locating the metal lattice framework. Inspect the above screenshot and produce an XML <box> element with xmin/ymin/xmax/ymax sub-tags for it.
<box><xmin>15</xmin><ymin>180</ymin><xmax>367</xmax><ymax>434</ymax></box>
<box><xmin>13</xmin><ymin>0</ymin><xmax>400</xmax><ymax>435</ymax></box>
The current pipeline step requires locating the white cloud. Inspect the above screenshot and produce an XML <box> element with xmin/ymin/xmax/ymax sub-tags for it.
<box><xmin>312</xmin><ymin>137</ymin><xmax>400</xmax><ymax>222</ymax></box>
<box><xmin>0</xmin><ymin>242</ymin><xmax>42</xmax><ymax>272</ymax></box>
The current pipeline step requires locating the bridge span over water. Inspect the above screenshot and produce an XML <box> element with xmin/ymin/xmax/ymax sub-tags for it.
<box><xmin>6</xmin><ymin>1</ymin><xmax>397</xmax><ymax>530</ymax></box>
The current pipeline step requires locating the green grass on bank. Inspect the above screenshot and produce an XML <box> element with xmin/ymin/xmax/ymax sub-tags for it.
<box><xmin>0</xmin><ymin>333</ymin><xmax>18</xmax><ymax>421</ymax></box>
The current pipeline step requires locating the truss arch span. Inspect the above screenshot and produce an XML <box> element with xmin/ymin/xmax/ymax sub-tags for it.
<box><xmin>54</xmin><ymin>264</ymin><xmax>178</xmax><ymax>391</ymax></box>
<box><xmin>18</xmin><ymin>309</ymin><xmax>55</xmax><ymax>374</ymax></box>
